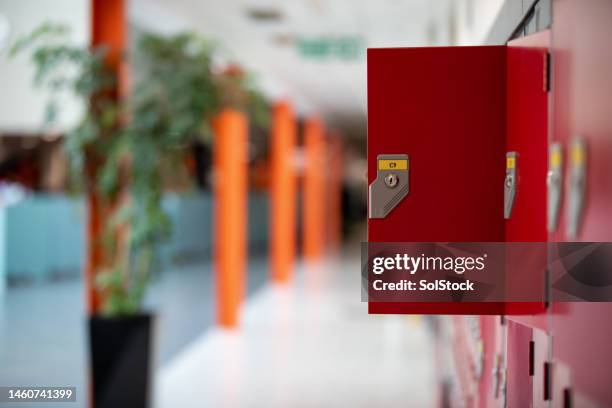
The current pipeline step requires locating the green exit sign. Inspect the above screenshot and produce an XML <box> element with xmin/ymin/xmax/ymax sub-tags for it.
<box><xmin>296</xmin><ymin>36</ymin><xmax>364</xmax><ymax>61</ymax></box>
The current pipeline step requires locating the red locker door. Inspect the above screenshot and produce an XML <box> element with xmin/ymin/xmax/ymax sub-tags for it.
<box><xmin>503</xmin><ymin>31</ymin><xmax>551</xmax><ymax>408</ymax></box>
<box><xmin>549</xmin><ymin>0</ymin><xmax>612</xmax><ymax>406</ymax></box>
<box><xmin>506</xmin><ymin>320</ymin><xmax>534</xmax><ymax>408</ymax></box>
<box><xmin>532</xmin><ymin>327</ymin><xmax>550</xmax><ymax>408</ymax></box>
<box><xmin>504</xmin><ymin>31</ymin><xmax>550</xmax><ymax>322</ymax></box>
<box><xmin>367</xmin><ymin>45</ymin><xmax>506</xmax><ymax>315</ymax></box>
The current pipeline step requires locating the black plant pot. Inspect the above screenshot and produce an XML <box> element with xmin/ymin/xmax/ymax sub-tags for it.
<box><xmin>89</xmin><ymin>314</ymin><xmax>153</xmax><ymax>408</ymax></box>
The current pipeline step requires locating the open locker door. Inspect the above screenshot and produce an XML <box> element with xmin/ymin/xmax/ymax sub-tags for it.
<box><xmin>367</xmin><ymin>45</ymin><xmax>507</xmax><ymax>315</ymax></box>
<box><xmin>367</xmin><ymin>43</ymin><xmax>549</xmax><ymax>316</ymax></box>
<box><xmin>504</xmin><ymin>30</ymin><xmax>549</xmax><ymax>323</ymax></box>
<box><xmin>504</xmin><ymin>31</ymin><xmax>550</xmax><ymax>408</ymax></box>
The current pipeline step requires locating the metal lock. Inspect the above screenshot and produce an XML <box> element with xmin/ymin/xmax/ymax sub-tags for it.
<box><xmin>566</xmin><ymin>138</ymin><xmax>587</xmax><ymax>238</ymax></box>
<box><xmin>547</xmin><ymin>143</ymin><xmax>563</xmax><ymax>233</ymax></box>
<box><xmin>504</xmin><ymin>152</ymin><xmax>518</xmax><ymax>219</ymax></box>
<box><xmin>368</xmin><ymin>154</ymin><xmax>409</xmax><ymax>219</ymax></box>
<box><xmin>384</xmin><ymin>173</ymin><xmax>399</xmax><ymax>188</ymax></box>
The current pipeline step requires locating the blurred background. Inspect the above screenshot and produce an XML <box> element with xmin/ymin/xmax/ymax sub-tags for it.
<box><xmin>0</xmin><ymin>1</ymin><xmax>508</xmax><ymax>407</ymax></box>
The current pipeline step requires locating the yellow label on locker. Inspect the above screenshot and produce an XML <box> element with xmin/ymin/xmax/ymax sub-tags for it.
<box><xmin>379</xmin><ymin>159</ymin><xmax>408</xmax><ymax>170</ymax></box>
<box><xmin>506</xmin><ymin>157</ymin><xmax>516</xmax><ymax>169</ymax></box>
<box><xmin>550</xmin><ymin>150</ymin><xmax>561</xmax><ymax>168</ymax></box>
<box><xmin>571</xmin><ymin>145</ymin><xmax>584</xmax><ymax>165</ymax></box>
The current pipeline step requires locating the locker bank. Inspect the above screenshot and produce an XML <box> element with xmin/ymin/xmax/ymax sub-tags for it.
<box><xmin>368</xmin><ymin>0</ymin><xmax>612</xmax><ymax>406</ymax></box>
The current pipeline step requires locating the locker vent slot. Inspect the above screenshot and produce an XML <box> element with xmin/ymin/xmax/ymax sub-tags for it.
<box><xmin>543</xmin><ymin>361</ymin><xmax>552</xmax><ymax>400</ymax></box>
<box><xmin>529</xmin><ymin>340</ymin><xmax>535</xmax><ymax>376</ymax></box>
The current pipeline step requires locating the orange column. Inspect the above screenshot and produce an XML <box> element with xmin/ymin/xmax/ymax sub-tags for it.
<box><xmin>270</xmin><ymin>102</ymin><xmax>297</xmax><ymax>282</ymax></box>
<box><xmin>213</xmin><ymin>109</ymin><xmax>248</xmax><ymax>327</ymax></box>
<box><xmin>302</xmin><ymin>117</ymin><xmax>326</xmax><ymax>261</ymax></box>
<box><xmin>326</xmin><ymin>135</ymin><xmax>343</xmax><ymax>252</ymax></box>
<box><xmin>87</xmin><ymin>0</ymin><xmax>125</xmax><ymax>314</ymax></box>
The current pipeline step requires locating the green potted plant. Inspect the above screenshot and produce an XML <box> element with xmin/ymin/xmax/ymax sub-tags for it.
<box><xmin>11</xmin><ymin>23</ymin><xmax>155</xmax><ymax>407</ymax></box>
<box><xmin>14</xmin><ymin>24</ymin><xmax>269</xmax><ymax>408</ymax></box>
<box><xmin>12</xmin><ymin>24</ymin><xmax>219</xmax><ymax>407</ymax></box>
<box><xmin>88</xmin><ymin>31</ymin><xmax>221</xmax><ymax>408</ymax></box>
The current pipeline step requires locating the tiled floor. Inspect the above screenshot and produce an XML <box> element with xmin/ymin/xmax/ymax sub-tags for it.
<box><xmin>156</xmin><ymin>256</ymin><xmax>435</xmax><ymax>407</ymax></box>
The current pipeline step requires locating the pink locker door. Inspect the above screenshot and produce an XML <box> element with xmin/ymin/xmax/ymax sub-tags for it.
<box><xmin>550</xmin><ymin>0</ymin><xmax>612</xmax><ymax>406</ymax></box>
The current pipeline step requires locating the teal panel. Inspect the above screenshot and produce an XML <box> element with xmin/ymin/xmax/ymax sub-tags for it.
<box><xmin>1</xmin><ymin>191</ymin><xmax>269</xmax><ymax>285</ymax></box>
<box><xmin>160</xmin><ymin>192</ymin><xmax>213</xmax><ymax>264</ymax></box>
<box><xmin>5</xmin><ymin>195</ymin><xmax>84</xmax><ymax>281</ymax></box>
<box><xmin>248</xmin><ymin>192</ymin><xmax>269</xmax><ymax>253</ymax></box>
<box><xmin>0</xmin><ymin>208</ymin><xmax>5</xmax><ymax>295</ymax></box>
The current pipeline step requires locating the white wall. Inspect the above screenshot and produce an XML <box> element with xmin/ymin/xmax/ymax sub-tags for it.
<box><xmin>0</xmin><ymin>0</ymin><xmax>90</xmax><ymax>134</ymax></box>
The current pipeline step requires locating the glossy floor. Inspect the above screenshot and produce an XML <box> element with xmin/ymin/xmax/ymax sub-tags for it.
<box><xmin>156</xmin><ymin>256</ymin><xmax>435</xmax><ymax>407</ymax></box>
<box><xmin>0</xmin><ymin>254</ymin><xmax>435</xmax><ymax>407</ymax></box>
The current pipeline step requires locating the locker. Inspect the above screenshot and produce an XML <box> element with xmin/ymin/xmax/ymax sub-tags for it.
<box><xmin>504</xmin><ymin>30</ymin><xmax>550</xmax><ymax>326</ymax></box>
<box><xmin>506</xmin><ymin>320</ymin><xmax>533</xmax><ymax>408</ymax></box>
<box><xmin>549</xmin><ymin>0</ymin><xmax>612</xmax><ymax>406</ymax></box>
<box><xmin>504</xmin><ymin>30</ymin><xmax>550</xmax><ymax>322</ymax></box>
<box><xmin>367</xmin><ymin>45</ymin><xmax>506</xmax><ymax>315</ymax></box>
<box><xmin>477</xmin><ymin>320</ymin><xmax>551</xmax><ymax>408</ymax></box>
<box><xmin>367</xmin><ymin>4</ymin><xmax>612</xmax><ymax>403</ymax></box>
<box><xmin>367</xmin><ymin>40</ymin><xmax>549</xmax><ymax>315</ymax></box>
<box><xmin>502</xmin><ymin>29</ymin><xmax>550</xmax><ymax>405</ymax></box>
<box><xmin>441</xmin><ymin>315</ymin><xmax>504</xmax><ymax>408</ymax></box>
<box><xmin>366</xmin><ymin>33</ymin><xmax>551</xmax><ymax>408</ymax></box>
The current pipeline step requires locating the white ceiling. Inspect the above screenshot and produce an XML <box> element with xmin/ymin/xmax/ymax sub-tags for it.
<box><xmin>129</xmin><ymin>0</ymin><xmax>458</xmax><ymax>136</ymax></box>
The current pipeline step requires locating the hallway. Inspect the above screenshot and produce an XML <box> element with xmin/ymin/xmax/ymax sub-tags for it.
<box><xmin>156</xmin><ymin>255</ymin><xmax>435</xmax><ymax>407</ymax></box>
<box><xmin>7</xmin><ymin>1</ymin><xmax>604</xmax><ymax>406</ymax></box>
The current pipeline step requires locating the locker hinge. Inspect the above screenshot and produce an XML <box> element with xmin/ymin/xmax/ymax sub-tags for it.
<box><xmin>544</xmin><ymin>52</ymin><xmax>552</xmax><ymax>92</ymax></box>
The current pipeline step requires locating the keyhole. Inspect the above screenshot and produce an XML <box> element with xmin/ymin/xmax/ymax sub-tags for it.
<box><xmin>385</xmin><ymin>173</ymin><xmax>399</xmax><ymax>188</ymax></box>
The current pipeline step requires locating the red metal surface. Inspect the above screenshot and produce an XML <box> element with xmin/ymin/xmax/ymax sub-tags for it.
<box><xmin>506</xmin><ymin>320</ymin><xmax>534</xmax><ymax>407</ymax></box>
<box><xmin>550</xmin><ymin>0</ymin><xmax>612</xmax><ymax>406</ymax></box>
<box><xmin>367</xmin><ymin>42</ymin><xmax>550</xmax><ymax>316</ymax></box>
<box><xmin>504</xmin><ymin>30</ymin><xmax>550</xmax><ymax>324</ymax></box>
<box><xmin>505</xmin><ymin>32</ymin><xmax>549</xmax><ymax>243</ymax></box>
<box><xmin>502</xmin><ymin>31</ymin><xmax>551</xmax><ymax>406</ymax></box>
<box><xmin>367</xmin><ymin>45</ymin><xmax>506</xmax><ymax>315</ymax></box>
